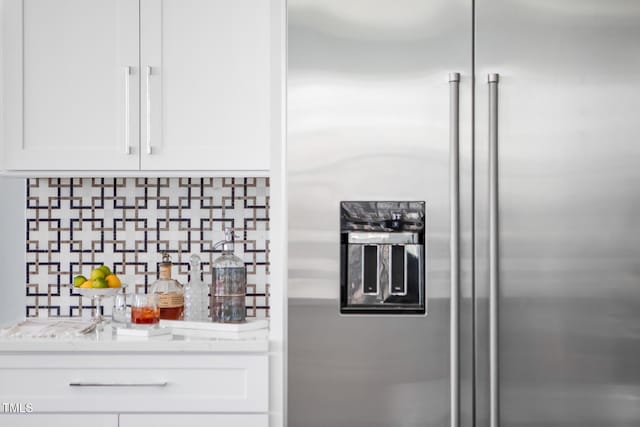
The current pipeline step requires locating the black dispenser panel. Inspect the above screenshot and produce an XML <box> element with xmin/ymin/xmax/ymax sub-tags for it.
<box><xmin>390</xmin><ymin>245</ymin><xmax>406</xmax><ymax>295</ymax></box>
<box><xmin>340</xmin><ymin>201</ymin><xmax>426</xmax><ymax>315</ymax></box>
<box><xmin>362</xmin><ymin>245</ymin><xmax>379</xmax><ymax>295</ymax></box>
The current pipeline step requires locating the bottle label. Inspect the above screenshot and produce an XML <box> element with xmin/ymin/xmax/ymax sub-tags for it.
<box><xmin>158</xmin><ymin>292</ymin><xmax>184</xmax><ymax>308</ymax></box>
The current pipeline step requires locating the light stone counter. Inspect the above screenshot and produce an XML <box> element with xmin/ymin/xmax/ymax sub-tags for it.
<box><xmin>0</xmin><ymin>322</ymin><xmax>269</xmax><ymax>353</ymax></box>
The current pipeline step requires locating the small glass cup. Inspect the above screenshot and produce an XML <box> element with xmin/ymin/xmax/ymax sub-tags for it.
<box><xmin>131</xmin><ymin>293</ymin><xmax>160</xmax><ymax>326</ymax></box>
<box><xmin>112</xmin><ymin>293</ymin><xmax>131</xmax><ymax>325</ymax></box>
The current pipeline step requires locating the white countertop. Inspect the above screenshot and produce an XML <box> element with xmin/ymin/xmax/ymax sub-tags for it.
<box><xmin>0</xmin><ymin>322</ymin><xmax>269</xmax><ymax>353</ymax></box>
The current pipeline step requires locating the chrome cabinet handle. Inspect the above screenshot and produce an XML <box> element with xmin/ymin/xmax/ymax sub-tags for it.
<box><xmin>145</xmin><ymin>65</ymin><xmax>152</xmax><ymax>155</ymax></box>
<box><xmin>448</xmin><ymin>72</ymin><xmax>461</xmax><ymax>427</ymax></box>
<box><xmin>69</xmin><ymin>381</ymin><xmax>168</xmax><ymax>387</ymax></box>
<box><xmin>123</xmin><ymin>66</ymin><xmax>131</xmax><ymax>155</ymax></box>
<box><xmin>488</xmin><ymin>73</ymin><xmax>500</xmax><ymax>427</ymax></box>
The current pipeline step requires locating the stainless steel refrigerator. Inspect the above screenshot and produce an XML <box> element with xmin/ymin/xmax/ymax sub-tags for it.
<box><xmin>287</xmin><ymin>1</ymin><xmax>640</xmax><ymax>426</ymax></box>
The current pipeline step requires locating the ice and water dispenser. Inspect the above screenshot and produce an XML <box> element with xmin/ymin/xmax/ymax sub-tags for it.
<box><xmin>340</xmin><ymin>201</ymin><xmax>426</xmax><ymax>315</ymax></box>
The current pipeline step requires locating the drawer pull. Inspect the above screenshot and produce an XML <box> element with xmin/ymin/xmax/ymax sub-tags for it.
<box><xmin>69</xmin><ymin>382</ymin><xmax>168</xmax><ymax>387</ymax></box>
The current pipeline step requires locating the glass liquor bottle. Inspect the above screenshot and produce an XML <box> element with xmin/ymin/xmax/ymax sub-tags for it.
<box><xmin>184</xmin><ymin>254</ymin><xmax>208</xmax><ymax>321</ymax></box>
<box><xmin>211</xmin><ymin>228</ymin><xmax>246</xmax><ymax>323</ymax></box>
<box><xmin>151</xmin><ymin>253</ymin><xmax>184</xmax><ymax>320</ymax></box>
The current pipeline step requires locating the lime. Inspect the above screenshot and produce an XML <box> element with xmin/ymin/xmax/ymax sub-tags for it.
<box><xmin>98</xmin><ymin>265</ymin><xmax>111</xmax><ymax>276</ymax></box>
<box><xmin>90</xmin><ymin>268</ymin><xmax>106</xmax><ymax>281</ymax></box>
<box><xmin>92</xmin><ymin>277</ymin><xmax>108</xmax><ymax>288</ymax></box>
<box><xmin>73</xmin><ymin>275</ymin><xmax>87</xmax><ymax>287</ymax></box>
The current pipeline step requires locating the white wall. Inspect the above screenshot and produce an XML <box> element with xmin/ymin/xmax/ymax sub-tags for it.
<box><xmin>0</xmin><ymin>177</ymin><xmax>25</xmax><ymax>325</ymax></box>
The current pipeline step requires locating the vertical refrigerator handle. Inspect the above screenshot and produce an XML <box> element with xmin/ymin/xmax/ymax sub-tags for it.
<box><xmin>449</xmin><ymin>72</ymin><xmax>460</xmax><ymax>427</ymax></box>
<box><xmin>488</xmin><ymin>73</ymin><xmax>500</xmax><ymax>427</ymax></box>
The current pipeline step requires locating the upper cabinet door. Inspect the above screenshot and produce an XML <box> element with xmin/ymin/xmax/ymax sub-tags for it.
<box><xmin>3</xmin><ymin>0</ymin><xmax>140</xmax><ymax>171</ymax></box>
<box><xmin>140</xmin><ymin>0</ymin><xmax>271</xmax><ymax>171</ymax></box>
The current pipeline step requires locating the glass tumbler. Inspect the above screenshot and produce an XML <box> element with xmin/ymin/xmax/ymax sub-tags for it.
<box><xmin>112</xmin><ymin>293</ymin><xmax>131</xmax><ymax>325</ymax></box>
<box><xmin>131</xmin><ymin>293</ymin><xmax>160</xmax><ymax>326</ymax></box>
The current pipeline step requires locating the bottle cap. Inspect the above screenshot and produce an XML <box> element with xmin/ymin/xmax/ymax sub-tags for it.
<box><xmin>189</xmin><ymin>253</ymin><xmax>201</xmax><ymax>267</ymax></box>
<box><xmin>223</xmin><ymin>228</ymin><xmax>235</xmax><ymax>252</ymax></box>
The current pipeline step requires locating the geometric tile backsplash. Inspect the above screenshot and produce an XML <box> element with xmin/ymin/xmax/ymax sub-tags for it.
<box><xmin>25</xmin><ymin>177</ymin><xmax>269</xmax><ymax>319</ymax></box>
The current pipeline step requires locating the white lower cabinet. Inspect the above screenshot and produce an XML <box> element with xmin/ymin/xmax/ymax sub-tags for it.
<box><xmin>0</xmin><ymin>413</ymin><xmax>267</xmax><ymax>427</ymax></box>
<box><xmin>0</xmin><ymin>353</ymin><xmax>268</xmax><ymax>424</ymax></box>
<box><xmin>120</xmin><ymin>414</ymin><xmax>268</xmax><ymax>427</ymax></box>
<box><xmin>0</xmin><ymin>414</ymin><xmax>117</xmax><ymax>427</ymax></box>
<box><xmin>0</xmin><ymin>353</ymin><xmax>268</xmax><ymax>413</ymax></box>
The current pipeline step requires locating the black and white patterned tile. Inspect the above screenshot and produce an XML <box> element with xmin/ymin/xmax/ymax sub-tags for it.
<box><xmin>25</xmin><ymin>177</ymin><xmax>270</xmax><ymax>318</ymax></box>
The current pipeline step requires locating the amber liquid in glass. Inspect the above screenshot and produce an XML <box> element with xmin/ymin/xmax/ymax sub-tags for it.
<box><xmin>131</xmin><ymin>306</ymin><xmax>160</xmax><ymax>324</ymax></box>
<box><xmin>159</xmin><ymin>305</ymin><xmax>184</xmax><ymax>321</ymax></box>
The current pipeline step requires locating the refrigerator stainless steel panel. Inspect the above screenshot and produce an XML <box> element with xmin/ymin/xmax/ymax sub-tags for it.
<box><xmin>288</xmin><ymin>0</ymin><xmax>472</xmax><ymax>426</ymax></box>
<box><xmin>475</xmin><ymin>1</ymin><xmax>640</xmax><ymax>426</ymax></box>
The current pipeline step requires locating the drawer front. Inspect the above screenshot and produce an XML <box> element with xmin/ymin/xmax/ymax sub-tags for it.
<box><xmin>0</xmin><ymin>414</ymin><xmax>117</xmax><ymax>427</ymax></box>
<box><xmin>0</xmin><ymin>354</ymin><xmax>268</xmax><ymax>413</ymax></box>
<box><xmin>120</xmin><ymin>413</ymin><xmax>268</xmax><ymax>427</ymax></box>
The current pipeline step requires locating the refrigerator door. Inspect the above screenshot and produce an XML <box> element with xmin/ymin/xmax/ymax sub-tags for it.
<box><xmin>288</xmin><ymin>0</ymin><xmax>473</xmax><ymax>426</ymax></box>
<box><xmin>476</xmin><ymin>1</ymin><xmax>640</xmax><ymax>426</ymax></box>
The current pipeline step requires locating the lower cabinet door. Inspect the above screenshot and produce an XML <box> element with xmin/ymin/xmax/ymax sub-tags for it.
<box><xmin>0</xmin><ymin>414</ymin><xmax>117</xmax><ymax>427</ymax></box>
<box><xmin>119</xmin><ymin>414</ymin><xmax>268</xmax><ymax>427</ymax></box>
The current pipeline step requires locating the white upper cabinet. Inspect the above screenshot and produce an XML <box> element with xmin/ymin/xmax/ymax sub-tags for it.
<box><xmin>2</xmin><ymin>0</ymin><xmax>274</xmax><ymax>172</ymax></box>
<box><xmin>3</xmin><ymin>0</ymin><xmax>140</xmax><ymax>171</ymax></box>
<box><xmin>140</xmin><ymin>0</ymin><xmax>271</xmax><ymax>171</ymax></box>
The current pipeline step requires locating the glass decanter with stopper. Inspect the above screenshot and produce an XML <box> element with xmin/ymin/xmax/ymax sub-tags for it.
<box><xmin>183</xmin><ymin>254</ymin><xmax>208</xmax><ymax>321</ymax></box>
<box><xmin>211</xmin><ymin>228</ymin><xmax>246</xmax><ymax>323</ymax></box>
<box><xmin>151</xmin><ymin>253</ymin><xmax>184</xmax><ymax>320</ymax></box>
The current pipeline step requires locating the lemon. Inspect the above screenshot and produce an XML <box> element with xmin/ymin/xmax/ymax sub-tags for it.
<box><xmin>80</xmin><ymin>280</ymin><xmax>93</xmax><ymax>289</ymax></box>
<box><xmin>90</xmin><ymin>268</ymin><xmax>106</xmax><ymax>281</ymax></box>
<box><xmin>73</xmin><ymin>275</ymin><xmax>87</xmax><ymax>287</ymax></box>
<box><xmin>105</xmin><ymin>274</ymin><xmax>121</xmax><ymax>288</ymax></box>
<box><xmin>92</xmin><ymin>277</ymin><xmax>108</xmax><ymax>288</ymax></box>
<box><xmin>98</xmin><ymin>265</ymin><xmax>111</xmax><ymax>276</ymax></box>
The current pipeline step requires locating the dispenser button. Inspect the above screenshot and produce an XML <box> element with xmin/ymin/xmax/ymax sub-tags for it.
<box><xmin>362</xmin><ymin>245</ymin><xmax>378</xmax><ymax>295</ymax></box>
<box><xmin>390</xmin><ymin>245</ymin><xmax>407</xmax><ymax>295</ymax></box>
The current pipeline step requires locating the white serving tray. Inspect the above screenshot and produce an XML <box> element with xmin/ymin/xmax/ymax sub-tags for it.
<box><xmin>116</xmin><ymin>326</ymin><xmax>172</xmax><ymax>337</ymax></box>
<box><xmin>170</xmin><ymin>328</ymin><xmax>269</xmax><ymax>341</ymax></box>
<box><xmin>159</xmin><ymin>319</ymin><xmax>269</xmax><ymax>332</ymax></box>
